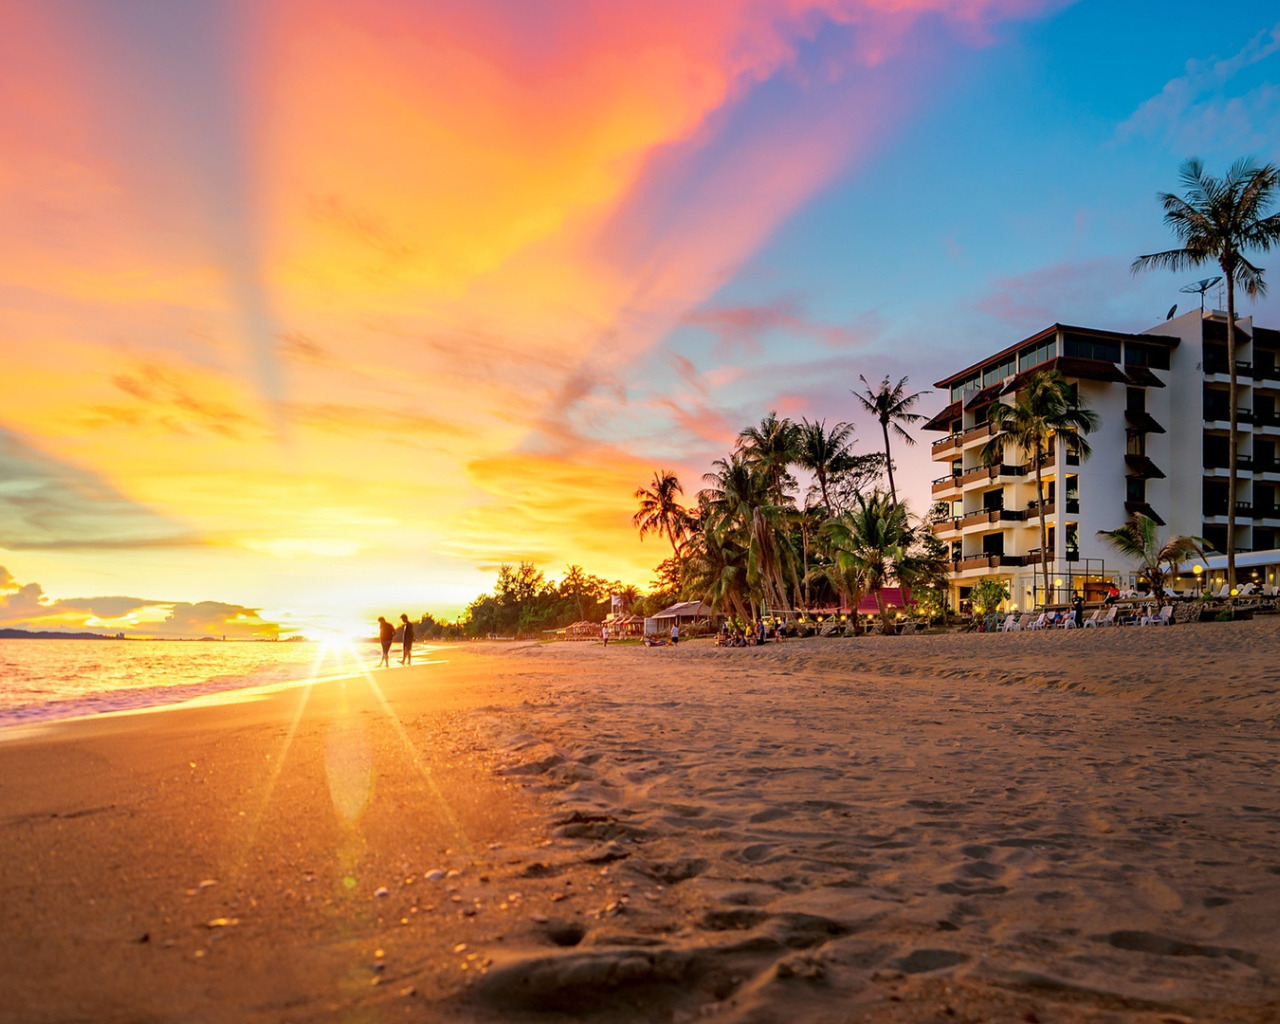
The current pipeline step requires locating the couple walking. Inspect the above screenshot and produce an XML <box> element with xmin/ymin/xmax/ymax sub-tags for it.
<box><xmin>377</xmin><ymin>613</ymin><xmax>415</xmax><ymax>667</ymax></box>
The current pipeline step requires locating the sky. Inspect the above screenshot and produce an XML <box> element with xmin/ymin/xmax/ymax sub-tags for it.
<box><xmin>2</xmin><ymin>0</ymin><xmax>1279</xmax><ymax>638</ymax></box>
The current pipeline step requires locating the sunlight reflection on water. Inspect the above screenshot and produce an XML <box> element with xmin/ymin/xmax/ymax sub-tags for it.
<box><xmin>0</xmin><ymin>639</ymin><xmax>436</xmax><ymax>726</ymax></box>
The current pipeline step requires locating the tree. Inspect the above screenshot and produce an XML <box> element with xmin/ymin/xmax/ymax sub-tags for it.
<box><xmin>853</xmin><ymin>374</ymin><xmax>930</xmax><ymax>505</ymax></box>
<box><xmin>736</xmin><ymin>411</ymin><xmax>800</xmax><ymax>506</ymax></box>
<box><xmin>969</xmin><ymin>576</ymin><xmax>1009</xmax><ymax>618</ymax></box>
<box><xmin>820</xmin><ymin>490</ymin><xmax>915</xmax><ymax>634</ymax></box>
<box><xmin>1133</xmin><ymin>158</ymin><xmax>1280</xmax><ymax>588</ymax></box>
<box><xmin>1097</xmin><ymin>514</ymin><xmax>1206</xmax><ymax>602</ymax></box>
<box><xmin>795</xmin><ymin>418</ymin><xmax>857</xmax><ymax>517</ymax></box>
<box><xmin>699</xmin><ymin>455</ymin><xmax>793</xmax><ymax>617</ymax></box>
<box><xmin>633</xmin><ymin>471</ymin><xmax>692</xmax><ymax>558</ymax></box>
<box><xmin>980</xmin><ymin>370</ymin><xmax>1098</xmax><ymax>607</ymax></box>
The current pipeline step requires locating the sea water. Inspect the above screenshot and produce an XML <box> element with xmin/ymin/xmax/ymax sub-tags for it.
<box><xmin>0</xmin><ymin>639</ymin><xmax>404</xmax><ymax>727</ymax></box>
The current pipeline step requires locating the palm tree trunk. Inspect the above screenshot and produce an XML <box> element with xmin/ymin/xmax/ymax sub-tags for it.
<box><xmin>881</xmin><ymin>420</ymin><xmax>898</xmax><ymax>505</ymax></box>
<box><xmin>1225</xmin><ymin>276</ymin><xmax>1238</xmax><ymax>592</ymax></box>
<box><xmin>1035</xmin><ymin>446</ymin><xmax>1050</xmax><ymax>607</ymax></box>
<box><xmin>874</xmin><ymin>587</ymin><xmax>893</xmax><ymax>634</ymax></box>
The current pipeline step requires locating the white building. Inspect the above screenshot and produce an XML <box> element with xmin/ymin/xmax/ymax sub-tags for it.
<box><xmin>922</xmin><ymin>310</ymin><xmax>1280</xmax><ymax>609</ymax></box>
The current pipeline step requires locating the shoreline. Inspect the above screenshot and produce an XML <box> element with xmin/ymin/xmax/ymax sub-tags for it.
<box><xmin>1</xmin><ymin>625</ymin><xmax>1278</xmax><ymax>1021</ymax></box>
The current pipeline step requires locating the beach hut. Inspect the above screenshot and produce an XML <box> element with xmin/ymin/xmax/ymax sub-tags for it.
<box><xmin>563</xmin><ymin>620</ymin><xmax>601</xmax><ymax>641</ymax></box>
<box><xmin>607</xmin><ymin>613</ymin><xmax>646</xmax><ymax>638</ymax></box>
<box><xmin>646</xmin><ymin>601</ymin><xmax>717</xmax><ymax>637</ymax></box>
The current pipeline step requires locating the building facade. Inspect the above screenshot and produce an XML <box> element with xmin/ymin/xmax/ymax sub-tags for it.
<box><xmin>923</xmin><ymin>310</ymin><xmax>1280</xmax><ymax>610</ymax></box>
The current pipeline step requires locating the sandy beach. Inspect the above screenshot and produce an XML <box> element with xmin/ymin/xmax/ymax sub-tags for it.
<box><xmin>2</xmin><ymin>622</ymin><xmax>1279</xmax><ymax>1023</ymax></box>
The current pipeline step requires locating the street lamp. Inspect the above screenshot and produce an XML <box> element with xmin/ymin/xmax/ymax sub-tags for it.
<box><xmin>1192</xmin><ymin>564</ymin><xmax>1202</xmax><ymax>597</ymax></box>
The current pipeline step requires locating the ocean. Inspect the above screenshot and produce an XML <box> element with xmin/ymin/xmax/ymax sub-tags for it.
<box><xmin>0</xmin><ymin>638</ymin><xmax>407</xmax><ymax>727</ymax></box>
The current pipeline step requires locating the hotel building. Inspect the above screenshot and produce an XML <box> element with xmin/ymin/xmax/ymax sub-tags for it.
<box><xmin>923</xmin><ymin>309</ymin><xmax>1280</xmax><ymax>609</ymax></box>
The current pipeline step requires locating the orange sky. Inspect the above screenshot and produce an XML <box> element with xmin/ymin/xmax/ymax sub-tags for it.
<box><xmin>0</xmin><ymin>0</ymin><xmax>1056</xmax><ymax>636</ymax></box>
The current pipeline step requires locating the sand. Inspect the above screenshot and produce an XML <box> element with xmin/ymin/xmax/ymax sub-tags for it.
<box><xmin>1</xmin><ymin>621</ymin><xmax>1278</xmax><ymax>1023</ymax></box>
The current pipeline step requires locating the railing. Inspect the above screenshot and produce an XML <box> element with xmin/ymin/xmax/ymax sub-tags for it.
<box><xmin>953</xmin><ymin>554</ymin><xmax>1025</xmax><ymax>571</ymax></box>
<box><xmin>1205</xmin><ymin>361</ymin><xmax>1253</xmax><ymax>376</ymax></box>
<box><xmin>931</xmin><ymin>433</ymin><xmax>962</xmax><ymax>454</ymax></box>
<box><xmin>960</xmin><ymin>422</ymin><xmax>993</xmax><ymax>443</ymax></box>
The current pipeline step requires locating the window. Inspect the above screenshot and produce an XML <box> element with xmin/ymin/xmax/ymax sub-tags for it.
<box><xmin>1017</xmin><ymin>337</ymin><xmax>1055</xmax><ymax>373</ymax></box>
<box><xmin>982</xmin><ymin>533</ymin><xmax>1004</xmax><ymax>556</ymax></box>
<box><xmin>1063</xmin><ymin>333</ymin><xmax>1121</xmax><ymax>362</ymax></box>
<box><xmin>1203</xmin><ymin>480</ymin><xmax>1228</xmax><ymax>516</ymax></box>
<box><xmin>1125</xmin><ymin>343</ymin><xmax>1171</xmax><ymax>370</ymax></box>
<box><xmin>950</xmin><ymin>373</ymin><xmax>980</xmax><ymax>403</ymax></box>
<box><xmin>1127</xmin><ymin>477</ymin><xmax>1146</xmax><ymax>503</ymax></box>
<box><xmin>1204</xmin><ymin>434</ymin><xmax>1230</xmax><ymax>469</ymax></box>
<box><xmin>1126</xmin><ymin>430</ymin><xmax>1146</xmax><ymax>456</ymax></box>
<box><xmin>1065</xmin><ymin>524</ymin><xmax>1079</xmax><ymax>561</ymax></box>
<box><xmin>1126</xmin><ymin>387</ymin><xmax>1145</xmax><ymax>413</ymax></box>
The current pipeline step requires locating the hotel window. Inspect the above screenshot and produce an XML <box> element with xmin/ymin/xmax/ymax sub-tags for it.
<box><xmin>1017</xmin><ymin>337</ymin><xmax>1055</xmax><ymax>373</ymax></box>
<box><xmin>1063</xmin><ymin>334</ymin><xmax>1121</xmax><ymax>362</ymax></box>
<box><xmin>1124</xmin><ymin>343</ymin><xmax>1170</xmax><ymax>370</ymax></box>
<box><xmin>1126</xmin><ymin>430</ymin><xmax>1146</xmax><ymax>456</ymax></box>
<box><xmin>1127</xmin><ymin>477</ymin><xmax>1146</xmax><ymax>503</ymax></box>
<box><xmin>1127</xmin><ymin>387</ymin><xmax>1145</xmax><ymax>413</ymax></box>
<box><xmin>1065</xmin><ymin>524</ymin><xmax>1079</xmax><ymax>561</ymax></box>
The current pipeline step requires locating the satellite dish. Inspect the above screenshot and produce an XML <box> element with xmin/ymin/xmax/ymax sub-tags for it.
<box><xmin>1166</xmin><ymin>303</ymin><xmax>1177</xmax><ymax>320</ymax></box>
<box><xmin>1179</xmin><ymin>276</ymin><xmax>1223</xmax><ymax>313</ymax></box>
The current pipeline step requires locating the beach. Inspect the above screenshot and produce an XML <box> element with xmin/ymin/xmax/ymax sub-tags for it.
<box><xmin>2</xmin><ymin>622</ymin><xmax>1278</xmax><ymax>1023</ymax></box>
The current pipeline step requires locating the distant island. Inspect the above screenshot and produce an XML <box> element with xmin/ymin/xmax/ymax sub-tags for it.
<box><xmin>0</xmin><ymin>628</ymin><xmax>116</xmax><ymax>640</ymax></box>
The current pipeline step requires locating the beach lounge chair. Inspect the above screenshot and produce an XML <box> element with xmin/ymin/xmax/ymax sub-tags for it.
<box><xmin>1087</xmin><ymin>607</ymin><xmax>1116</xmax><ymax>628</ymax></box>
<box><xmin>1025</xmin><ymin>612</ymin><xmax>1048</xmax><ymax>631</ymax></box>
<box><xmin>1080</xmin><ymin>608</ymin><xmax>1102</xmax><ymax>628</ymax></box>
<box><xmin>1141</xmin><ymin>605</ymin><xmax>1174</xmax><ymax>626</ymax></box>
<box><xmin>999</xmin><ymin>614</ymin><xmax>1019</xmax><ymax>632</ymax></box>
<box><xmin>1214</xmin><ymin>583</ymin><xmax>1231</xmax><ymax>599</ymax></box>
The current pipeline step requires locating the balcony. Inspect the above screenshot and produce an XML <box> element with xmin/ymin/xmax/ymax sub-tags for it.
<box><xmin>931</xmin><ymin>473</ymin><xmax>961</xmax><ymax>496</ymax></box>
<box><xmin>1204</xmin><ymin>453</ymin><xmax>1254</xmax><ymax>473</ymax></box>
<box><xmin>931</xmin><ymin>433</ymin><xmax>961</xmax><ymax>458</ymax></box>
<box><xmin>1204</xmin><ymin>361</ymin><xmax>1253</xmax><ymax>379</ymax></box>
<box><xmin>952</xmin><ymin>554</ymin><xmax>1025</xmax><ymax>572</ymax></box>
<box><xmin>959</xmin><ymin>422</ymin><xmax>994</xmax><ymax>447</ymax></box>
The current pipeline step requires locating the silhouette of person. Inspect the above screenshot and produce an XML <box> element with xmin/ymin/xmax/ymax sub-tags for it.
<box><xmin>601</xmin><ymin>623</ymin><xmax>609</xmax><ymax>646</ymax></box>
<box><xmin>400</xmin><ymin>613</ymin><xmax>415</xmax><ymax>665</ymax></box>
<box><xmin>377</xmin><ymin>616</ymin><xmax>394</xmax><ymax>667</ymax></box>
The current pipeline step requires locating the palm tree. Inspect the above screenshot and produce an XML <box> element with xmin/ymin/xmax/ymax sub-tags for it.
<box><xmin>795</xmin><ymin>418</ymin><xmax>856</xmax><ymax>516</ymax></box>
<box><xmin>980</xmin><ymin>370</ymin><xmax>1098</xmax><ymax>606</ymax></box>
<box><xmin>699</xmin><ymin>455</ymin><xmax>792</xmax><ymax>618</ymax></box>
<box><xmin>633</xmin><ymin>470</ymin><xmax>691</xmax><ymax>558</ymax></box>
<box><xmin>853</xmin><ymin>375</ymin><xmax>930</xmax><ymax>505</ymax></box>
<box><xmin>1097</xmin><ymin>514</ymin><xmax>1206</xmax><ymax>602</ymax></box>
<box><xmin>1133</xmin><ymin>158</ymin><xmax>1280</xmax><ymax>587</ymax></box>
<box><xmin>820</xmin><ymin>490</ymin><xmax>915</xmax><ymax>633</ymax></box>
<box><xmin>736</xmin><ymin>411</ymin><xmax>799</xmax><ymax>506</ymax></box>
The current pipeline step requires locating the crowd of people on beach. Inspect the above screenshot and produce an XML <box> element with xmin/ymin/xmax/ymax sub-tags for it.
<box><xmin>376</xmin><ymin>614</ymin><xmax>415</xmax><ymax>666</ymax></box>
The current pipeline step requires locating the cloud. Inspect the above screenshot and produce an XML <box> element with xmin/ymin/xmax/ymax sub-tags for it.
<box><xmin>0</xmin><ymin>567</ymin><xmax>282</xmax><ymax>638</ymax></box>
<box><xmin>973</xmin><ymin>257</ymin><xmax>1129</xmax><ymax>329</ymax></box>
<box><xmin>0</xmin><ymin>426</ymin><xmax>198</xmax><ymax>551</ymax></box>
<box><xmin>684</xmin><ymin>298</ymin><xmax>882</xmax><ymax>356</ymax></box>
<box><xmin>0</xmin><ymin>0</ymin><xmax>1059</xmax><ymax>610</ymax></box>
<box><xmin>1115</xmin><ymin>23</ymin><xmax>1280</xmax><ymax>153</ymax></box>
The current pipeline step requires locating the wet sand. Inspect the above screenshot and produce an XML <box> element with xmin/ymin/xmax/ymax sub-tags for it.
<box><xmin>1</xmin><ymin>621</ymin><xmax>1278</xmax><ymax>1022</ymax></box>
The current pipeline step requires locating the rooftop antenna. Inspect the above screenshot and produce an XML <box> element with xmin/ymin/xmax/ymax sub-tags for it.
<box><xmin>1180</xmin><ymin>276</ymin><xmax>1222</xmax><ymax>314</ymax></box>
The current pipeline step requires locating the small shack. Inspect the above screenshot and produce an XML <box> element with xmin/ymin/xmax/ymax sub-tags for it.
<box><xmin>606</xmin><ymin>613</ymin><xmax>646</xmax><ymax>639</ymax></box>
<box><xmin>645</xmin><ymin>600</ymin><xmax>717</xmax><ymax>636</ymax></box>
<box><xmin>563</xmin><ymin>620</ymin><xmax>603</xmax><ymax>641</ymax></box>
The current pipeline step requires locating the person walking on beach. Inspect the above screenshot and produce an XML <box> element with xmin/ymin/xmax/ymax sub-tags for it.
<box><xmin>670</xmin><ymin>622</ymin><xmax>679</xmax><ymax>645</ymax></box>
<box><xmin>601</xmin><ymin>623</ymin><xmax>609</xmax><ymax>646</ymax></box>
<box><xmin>400</xmin><ymin>613</ymin><xmax>415</xmax><ymax>665</ymax></box>
<box><xmin>377</xmin><ymin>616</ymin><xmax>394</xmax><ymax>667</ymax></box>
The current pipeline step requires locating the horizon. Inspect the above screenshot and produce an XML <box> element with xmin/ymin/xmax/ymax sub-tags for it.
<box><xmin>3</xmin><ymin>1</ymin><xmax>1279</xmax><ymax>639</ymax></box>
